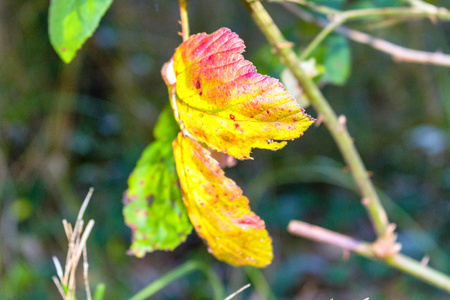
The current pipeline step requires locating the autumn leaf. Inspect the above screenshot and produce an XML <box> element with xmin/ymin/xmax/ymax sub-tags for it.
<box><xmin>124</xmin><ymin>28</ymin><xmax>314</xmax><ymax>267</ymax></box>
<box><xmin>123</xmin><ymin>107</ymin><xmax>192</xmax><ymax>257</ymax></box>
<box><xmin>173</xmin><ymin>133</ymin><xmax>273</xmax><ymax>267</ymax></box>
<box><xmin>166</xmin><ymin>27</ymin><xmax>315</xmax><ymax>159</ymax></box>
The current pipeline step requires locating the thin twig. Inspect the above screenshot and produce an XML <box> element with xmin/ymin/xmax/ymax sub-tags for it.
<box><xmin>267</xmin><ymin>0</ymin><xmax>338</xmax><ymax>15</ymax></box>
<box><xmin>298</xmin><ymin>6</ymin><xmax>450</xmax><ymax>60</ymax></box>
<box><xmin>288</xmin><ymin>220</ymin><xmax>364</xmax><ymax>252</ymax></box>
<box><xmin>53</xmin><ymin>256</ymin><xmax>64</xmax><ymax>282</ymax></box>
<box><xmin>179</xmin><ymin>0</ymin><xmax>190</xmax><ymax>41</ymax></box>
<box><xmin>62</xmin><ymin>219</ymin><xmax>71</xmax><ymax>240</ymax></box>
<box><xmin>52</xmin><ymin>276</ymin><xmax>67</xmax><ymax>300</ymax></box>
<box><xmin>53</xmin><ymin>189</ymin><xmax>96</xmax><ymax>300</ymax></box>
<box><xmin>77</xmin><ymin>187</ymin><xmax>94</xmax><ymax>222</ymax></box>
<box><xmin>268</xmin><ymin>0</ymin><xmax>450</xmax><ymax>20</ymax></box>
<box><xmin>68</xmin><ymin>220</ymin><xmax>95</xmax><ymax>296</ymax></box>
<box><xmin>283</xmin><ymin>3</ymin><xmax>450</xmax><ymax>67</ymax></box>
<box><xmin>224</xmin><ymin>283</ymin><xmax>251</xmax><ymax>300</ymax></box>
<box><xmin>287</xmin><ymin>220</ymin><xmax>450</xmax><ymax>293</ymax></box>
<box><xmin>64</xmin><ymin>188</ymin><xmax>92</xmax><ymax>287</ymax></box>
<box><xmin>83</xmin><ymin>246</ymin><xmax>92</xmax><ymax>300</ymax></box>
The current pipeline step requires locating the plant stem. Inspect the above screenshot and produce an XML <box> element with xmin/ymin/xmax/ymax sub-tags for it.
<box><xmin>267</xmin><ymin>0</ymin><xmax>338</xmax><ymax>15</ymax></box>
<box><xmin>179</xmin><ymin>0</ymin><xmax>190</xmax><ymax>41</ymax></box>
<box><xmin>242</xmin><ymin>0</ymin><xmax>450</xmax><ymax>292</ymax></box>
<box><xmin>241</xmin><ymin>0</ymin><xmax>389</xmax><ymax>237</ymax></box>
<box><xmin>298</xmin><ymin>6</ymin><xmax>450</xmax><ymax>60</ymax></box>
<box><xmin>245</xmin><ymin>267</ymin><xmax>277</xmax><ymax>300</ymax></box>
<box><xmin>284</xmin><ymin>3</ymin><xmax>450</xmax><ymax>67</ymax></box>
<box><xmin>128</xmin><ymin>261</ymin><xmax>225</xmax><ymax>300</ymax></box>
<box><xmin>288</xmin><ymin>220</ymin><xmax>450</xmax><ymax>293</ymax></box>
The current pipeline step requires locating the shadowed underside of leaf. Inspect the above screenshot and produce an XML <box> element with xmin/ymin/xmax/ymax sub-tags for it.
<box><xmin>123</xmin><ymin>108</ymin><xmax>192</xmax><ymax>257</ymax></box>
<box><xmin>173</xmin><ymin>133</ymin><xmax>273</xmax><ymax>267</ymax></box>
<box><xmin>172</xmin><ymin>27</ymin><xmax>315</xmax><ymax>159</ymax></box>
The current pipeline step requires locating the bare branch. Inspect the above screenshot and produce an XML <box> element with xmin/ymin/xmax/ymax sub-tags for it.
<box><xmin>283</xmin><ymin>3</ymin><xmax>450</xmax><ymax>67</ymax></box>
<box><xmin>287</xmin><ymin>219</ymin><xmax>450</xmax><ymax>293</ymax></box>
<box><xmin>288</xmin><ymin>220</ymin><xmax>365</xmax><ymax>252</ymax></box>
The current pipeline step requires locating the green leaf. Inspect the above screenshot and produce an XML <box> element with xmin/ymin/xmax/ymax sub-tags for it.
<box><xmin>93</xmin><ymin>283</ymin><xmax>106</xmax><ymax>300</ymax></box>
<box><xmin>153</xmin><ymin>105</ymin><xmax>180</xmax><ymax>141</ymax></box>
<box><xmin>123</xmin><ymin>107</ymin><xmax>191</xmax><ymax>257</ymax></box>
<box><xmin>321</xmin><ymin>35</ymin><xmax>351</xmax><ymax>86</ymax></box>
<box><xmin>48</xmin><ymin>0</ymin><xmax>113</xmax><ymax>63</ymax></box>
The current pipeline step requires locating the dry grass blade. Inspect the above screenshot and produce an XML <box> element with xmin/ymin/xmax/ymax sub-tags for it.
<box><xmin>52</xmin><ymin>188</ymin><xmax>95</xmax><ymax>300</ymax></box>
<box><xmin>224</xmin><ymin>283</ymin><xmax>251</xmax><ymax>300</ymax></box>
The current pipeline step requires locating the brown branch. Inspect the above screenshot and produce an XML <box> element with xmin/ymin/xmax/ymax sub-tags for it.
<box><xmin>283</xmin><ymin>3</ymin><xmax>450</xmax><ymax>67</ymax></box>
<box><xmin>288</xmin><ymin>220</ymin><xmax>364</xmax><ymax>252</ymax></box>
<box><xmin>288</xmin><ymin>220</ymin><xmax>450</xmax><ymax>293</ymax></box>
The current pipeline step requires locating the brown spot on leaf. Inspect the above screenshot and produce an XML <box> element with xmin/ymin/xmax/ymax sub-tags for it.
<box><xmin>146</xmin><ymin>195</ymin><xmax>154</xmax><ymax>206</ymax></box>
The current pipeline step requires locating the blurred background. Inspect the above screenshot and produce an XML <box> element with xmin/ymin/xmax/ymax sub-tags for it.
<box><xmin>1</xmin><ymin>0</ymin><xmax>450</xmax><ymax>299</ymax></box>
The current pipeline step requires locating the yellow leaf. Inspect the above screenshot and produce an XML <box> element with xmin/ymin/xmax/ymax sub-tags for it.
<box><xmin>167</xmin><ymin>27</ymin><xmax>314</xmax><ymax>159</ymax></box>
<box><xmin>173</xmin><ymin>133</ymin><xmax>273</xmax><ymax>267</ymax></box>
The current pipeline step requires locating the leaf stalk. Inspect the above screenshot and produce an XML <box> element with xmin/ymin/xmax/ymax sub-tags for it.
<box><xmin>179</xmin><ymin>0</ymin><xmax>190</xmax><ymax>41</ymax></box>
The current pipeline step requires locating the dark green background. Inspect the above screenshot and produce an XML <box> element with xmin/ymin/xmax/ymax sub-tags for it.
<box><xmin>1</xmin><ymin>0</ymin><xmax>449</xmax><ymax>299</ymax></box>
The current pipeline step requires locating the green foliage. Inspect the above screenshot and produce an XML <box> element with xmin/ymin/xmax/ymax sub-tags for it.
<box><xmin>129</xmin><ymin>260</ymin><xmax>225</xmax><ymax>300</ymax></box>
<box><xmin>122</xmin><ymin>107</ymin><xmax>192</xmax><ymax>256</ymax></box>
<box><xmin>93</xmin><ymin>283</ymin><xmax>106</xmax><ymax>300</ymax></box>
<box><xmin>48</xmin><ymin>0</ymin><xmax>113</xmax><ymax>63</ymax></box>
<box><xmin>320</xmin><ymin>35</ymin><xmax>351</xmax><ymax>86</ymax></box>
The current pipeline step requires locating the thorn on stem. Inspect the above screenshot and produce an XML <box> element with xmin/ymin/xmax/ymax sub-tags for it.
<box><xmin>337</xmin><ymin>115</ymin><xmax>347</xmax><ymax>132</ymax></box>
<box><xmin>372</xmin><ymin>223</ymin><xmax>402</xmax><ymax>258</ymax></box>
<box><xmin>361</xmin><ymin>198</ymin><xmax>370</xmax><ymax>206</ymax></box>
<box><xmin>276</xmin><ymin>41</ymin><xmax>294</xmax><ymax>49</ymax></box>
<box><xmin>315</xmin><ymin>114</ymin><xmax>323</xmax><ymax>127</ymax></box>
<box><xmin>421</xmin><ymin>255</ymin><xmax>430</xmax><ymax>266</ymax></box>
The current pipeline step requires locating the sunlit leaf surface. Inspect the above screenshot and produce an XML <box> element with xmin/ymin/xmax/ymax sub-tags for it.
<box><xmin>49</xmin><ymin>0</ymin><xmax>113</xmax><ymax>63</ymax></box>
<box><xmin>171</xmin><ymin>27</ymin><xmax>314</xmax><ymax>159</ymax></box>
<box><xmin>123</xmin><ymin>108</ymin><xmax>192</xmax><ymax>257</ymax></box>
<box><xmin>173</xmin><ymin>133</ymin><xmax>273</xmax><ymax>267</ymax></box>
